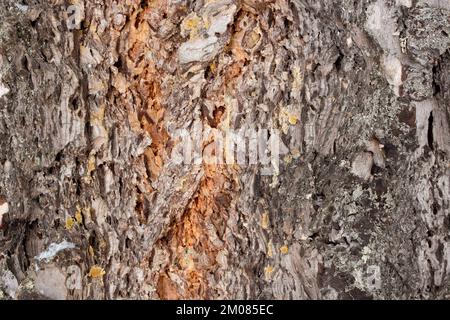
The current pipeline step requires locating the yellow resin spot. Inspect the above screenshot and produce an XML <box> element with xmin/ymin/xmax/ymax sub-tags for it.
<box><xmin>279</xmin><ymin>108</ymin><xmax>300</xmax><ymax>134</ymax></box>
<box><xmin>267</xmin><ymin>240</ymin><xmax>274</xmax><ymax>258</ymax></box>
<box><xmin>264</xmin><ymin>265</ymin><xmax>274</xmax><ymax>281</ymax></box>
<box><xmin>182</xmin><ymin>14</ymin><xmax>202</xmax><ymax>39</ymax></box>
<box><xmin>209</xmin><ymin>61</ymin><xmax>217</xmax><ymax>74</ymax></box>
<box><xmin>284</xmin><ymin>154</ymin><xmax>293</xmax><ymax>164</ymax></box>
<box><xmin>261</xmin><ymin>212</ymin><xmax>270</xmax><ymax>230</ymax></box>
<box><xmin>288</xmin><ymin>114</ymin><xmax>298</xmax><ymax>125</ymax></box>
<box><xmin>88</xmin><ymin>266</ymin><xmax>105</xmax><ymax>278</ymax></box>
<box><xmin>65</xmin><ymin>217</ymin><xmax>75</xmax><ymax>230</ymax></box>
<box><xmin>184</xmin><ymin>16</ymin><xmax>200</xmax><ymax>30</ymax></box>
<box><xmin>90</xmin><ymin>105</ymin><xmax>105</xmax><ymax>125</ymax></box>
<box><xmin>75</xmin><ymin>208</ymin><xmax>83</xmax><ymax>224</ymax></box>
<box><xmin>280</xmin><ymin>246</ymin><xmax>289</xmax><ymax>254</ymax></box>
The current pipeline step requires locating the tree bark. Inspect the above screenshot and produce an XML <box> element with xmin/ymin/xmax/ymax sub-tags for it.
<box><xmin>0</xmin><ymin>0</ymin><xmax>449</xmax><ymax>300</ymax></box>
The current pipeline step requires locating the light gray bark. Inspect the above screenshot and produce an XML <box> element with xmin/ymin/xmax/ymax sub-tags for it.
<box><xmin>0</xmin><ymin>0</ymin><xmax>449</xmax><ymax>299</ymax></box>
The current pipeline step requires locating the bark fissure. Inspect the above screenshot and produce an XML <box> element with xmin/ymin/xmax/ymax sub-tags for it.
<box><xmin>0</xmin><ymin>0</ymin><xmax>450</xmax><ymax>300</ymax></box>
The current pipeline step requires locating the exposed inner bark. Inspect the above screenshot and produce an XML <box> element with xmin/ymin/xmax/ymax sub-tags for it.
<box><xmin>0</xmin><ymin>0</ymin><xmax>450</xmax><ymax>300</ymax></box>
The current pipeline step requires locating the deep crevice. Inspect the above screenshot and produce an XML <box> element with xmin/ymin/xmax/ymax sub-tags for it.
<box><xmin>427</xmin><ymin>112</ymin><xmax>434</xmax><ymax>150</ymax></box>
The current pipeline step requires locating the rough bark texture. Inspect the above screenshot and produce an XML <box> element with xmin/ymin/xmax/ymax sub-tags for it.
<box><xmin>0</xmin><ymin>0</ymin><xmax>449</xmax><ymax>300</ymax></box>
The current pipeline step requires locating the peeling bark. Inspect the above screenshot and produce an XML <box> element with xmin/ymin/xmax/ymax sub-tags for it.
<box><xmin>0</xmin><ymin>0</ymin><xmax>449</xmax><ymax>300</ymax></box>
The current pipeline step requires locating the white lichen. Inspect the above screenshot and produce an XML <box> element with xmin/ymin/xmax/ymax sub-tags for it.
<box><xmin>178</xmin><ymin>36</ymin><xmax>219</xmax><ymax>64</ymax></box>
<box><xmin>35</xmin><ymin>240</ymin><xmax>76</xmax><ymax>263</ymax></box>
<box><xmin>0</xmin><ymin>82</ymin><xmax>9</xmax><ymax>98</ymax></box>
<box><xmin>15</xmin><ymin>3</ymin><xmax>29</xmax><ymax>12</ymax></box>
<box><xmin>0</xmin><ymin>270</ymin><xmax>18</xmax><ymax>299</ymax></box>
<box><xmin>0</xmin><ymin>200</ymin><xmax>8</xmax><ymax>227</ymax></box>
<box><xmin>178</xmin><ymin>1</ymin><xmax>237</xmax><ymax>64</ymax></box>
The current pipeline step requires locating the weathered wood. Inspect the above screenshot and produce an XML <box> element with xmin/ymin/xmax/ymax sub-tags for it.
<box><xmin>0</xmin><ymin>0</ymin><xmax>449</xmax><ymax>299</ymax></box>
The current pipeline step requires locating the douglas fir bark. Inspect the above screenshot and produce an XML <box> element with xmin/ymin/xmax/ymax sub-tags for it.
<box><xmin>0</xmin><ymin>0</ymin><xmax>449</xmax><ymax>299</ymax></box>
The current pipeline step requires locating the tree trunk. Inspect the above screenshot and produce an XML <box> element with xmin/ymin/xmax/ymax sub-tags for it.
<box><xmin>0</xmin><ymin>0</ymin><xmax>449</xmax><ymax>300</ymax></box>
